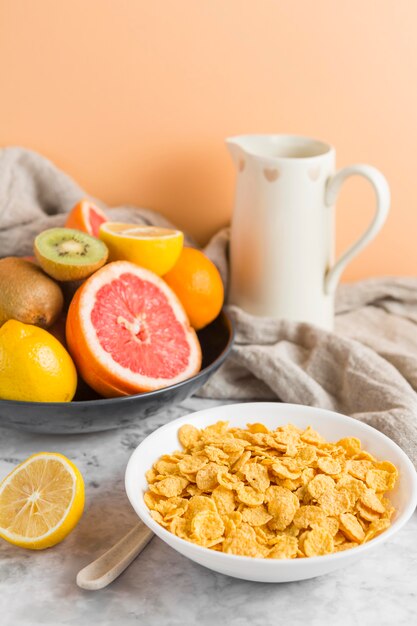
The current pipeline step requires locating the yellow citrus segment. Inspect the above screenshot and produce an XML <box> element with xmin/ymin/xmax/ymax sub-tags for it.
<box><xmin>0</xmin><ymin>320</ymin><xmax>77</xmax><ymax>402</ymax></box>
<box><xmin>0</xmin><ymin>453</ymin><xmax>84</xmax><ymax>549</ymax></box>
<box><xmin>99</xmin><ymin>223</ymin><xmax>184</xmax><ymax>275</ymax></box>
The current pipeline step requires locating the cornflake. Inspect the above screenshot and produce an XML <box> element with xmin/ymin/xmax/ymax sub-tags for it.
<box><xmin>144</xmin><ymin>420</ymin><xmax>398</xmax><ymax>559</ymax></box>
<box><xmin>269</xmin><ymin>535</ymin><xmax>298</xmax><ymax>559</ymax></box>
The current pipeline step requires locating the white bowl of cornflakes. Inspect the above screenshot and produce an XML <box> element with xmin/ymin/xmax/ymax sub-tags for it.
<box><xmin>125</xmin><ymin>402</ymin><xmax>417</xmax><ymax>582</ymax></box>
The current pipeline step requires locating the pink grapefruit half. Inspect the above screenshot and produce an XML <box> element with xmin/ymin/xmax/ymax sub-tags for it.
<box><xmin>65</xmin><ymin>199</ymin><xmax>108</xmax><ymax>237</ymax></box>
<box><xmin>66</xmin><ymin>261</ymin><xmax>202</xmax><ymax>397</ymax></box>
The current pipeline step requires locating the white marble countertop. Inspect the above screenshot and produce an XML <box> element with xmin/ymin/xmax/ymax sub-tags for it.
<box><xmin>1</xmin><ymin>397</ymin><xmax>416</xmax><ymax>626</ymax></box>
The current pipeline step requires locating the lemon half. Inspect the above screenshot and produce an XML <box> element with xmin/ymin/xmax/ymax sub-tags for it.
<box><xmin>0</xmin><ymin>452</ymin><xmax>84</xmax><ymax>549</ymax></box>
<box><xmin>99</xmin><ymin>223</ymin><xmax>184</xmax><ymax>275</ymax></box>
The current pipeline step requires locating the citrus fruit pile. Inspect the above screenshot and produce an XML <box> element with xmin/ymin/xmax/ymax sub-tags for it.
<box><xmin>0</xmin><ymin>199</ymin><xmax>225</xmax><ymax>402</ymax></box>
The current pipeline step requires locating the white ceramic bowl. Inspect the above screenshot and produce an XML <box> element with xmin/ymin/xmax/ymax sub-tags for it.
<box><xmin>125</xmin><ymin>402</ymin><xmax>417</xmax><ymax>582</ymax></box>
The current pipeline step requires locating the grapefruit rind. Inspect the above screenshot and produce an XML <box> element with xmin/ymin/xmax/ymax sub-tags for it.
<box><xmin>65</xmin><ymin>200</ymin><xmax>107</xmax><ymax>237</ymax></box>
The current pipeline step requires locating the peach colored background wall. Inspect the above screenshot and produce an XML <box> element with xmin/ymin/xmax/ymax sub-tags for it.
<box><xmin>1</xmin><ymin>0</ymin><xmax>416</xmax><ymax>280</ymax></box>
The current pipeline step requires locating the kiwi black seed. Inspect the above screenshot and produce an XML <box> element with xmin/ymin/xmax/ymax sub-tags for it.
<box><xmin>34</xmin><ymin>228</ymin><xmax>109</xmax><ymax>281</ymax></box>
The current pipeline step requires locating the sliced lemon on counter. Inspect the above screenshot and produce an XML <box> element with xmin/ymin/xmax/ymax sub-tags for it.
<box><xmin>99</xmin><ymin>222</ymin><xmax>184</xmax><ymax>275</ymax></box>
<box><xmin>0</xmin><ymin>452</ymin><xmax>84</xmax><ymax>550</ymax></box>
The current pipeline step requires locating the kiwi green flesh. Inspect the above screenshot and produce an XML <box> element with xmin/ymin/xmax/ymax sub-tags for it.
<box><xmin>34</xmin><ymin>228</ymin><xmax>108</xmax><ymax>281</ymax></box>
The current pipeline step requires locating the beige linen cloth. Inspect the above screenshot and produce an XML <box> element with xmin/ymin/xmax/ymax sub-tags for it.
<box><xmin>1</xmin><ymin>147</ymin><xmax>417</xmax><ymax>467</ymax></box>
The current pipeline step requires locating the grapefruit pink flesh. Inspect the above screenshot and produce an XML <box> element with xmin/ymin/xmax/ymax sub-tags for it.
<box><xmin>66</xmin><ymin>262</ymin><xmax>202</xmax><ymax>397</ymax></box>
<box><xmin>88</xmin><ymin>207</ymin><xmax>107</xmax><ymax>237</ymax></box>
<box><xmin>91</xmin><ymin>273</ymin><xmax>192</xmax><ymax>379</ymax></box>
<box><xmin>65</xmin><ymin>200</ymin><xmax>107</xmax><ymax>237</ymax></box>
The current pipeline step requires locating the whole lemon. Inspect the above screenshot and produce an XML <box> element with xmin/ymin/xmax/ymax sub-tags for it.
<box><xmin>0</xmin><ymin>320</ymin><xmax>77</xmax><ymax>402</ymax></box>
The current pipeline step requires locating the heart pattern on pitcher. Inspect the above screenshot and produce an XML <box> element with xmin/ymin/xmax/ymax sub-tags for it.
<box><xmin>263</xmin><ymin>168</ymin><xmax>280</xmax><ymax>182</ymax></box>
<box><xmin>238</xmin><ymin>159</ymin><xmax>246</xmax><ymax>172</ymax></box>
<box><xmin>308</xmin><ymin>166</ymin><xmax>321</xmax><ymax>181</ymax></box>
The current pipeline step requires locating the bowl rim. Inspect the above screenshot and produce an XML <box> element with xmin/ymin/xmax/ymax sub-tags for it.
<box><xmin>125</xmin><ymin>401</ymin><xmax>417</xmax><ymax>567</ymax></box>
<box><xmin>0</xmin><ymin>310</ymin><xmax>235</xmax><ymax>408</ymax></box>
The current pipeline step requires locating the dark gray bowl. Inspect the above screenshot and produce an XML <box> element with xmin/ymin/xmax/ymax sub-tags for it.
<box><xmin>0</xmin><ymin>310</ymin><xmax>234</xmax><ymax>434</ymax></box>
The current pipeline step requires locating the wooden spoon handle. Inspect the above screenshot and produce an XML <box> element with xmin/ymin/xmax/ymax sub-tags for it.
<box><xmin>76</xmin><ymin>522</ymin><xmax>154</xmax><ymax>590</ymax></box>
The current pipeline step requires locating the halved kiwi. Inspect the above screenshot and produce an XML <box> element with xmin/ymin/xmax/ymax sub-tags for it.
<box><xmin>34</xmin><ymin>228</ymin><xmax>108</xmax><ymax>281</ymax></box>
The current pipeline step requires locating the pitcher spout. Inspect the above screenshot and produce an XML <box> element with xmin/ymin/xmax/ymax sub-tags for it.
<box><xmin>226</xmin><ymin>137</ymin><xmax>245</xmax><ymax>168</ymax></box>
<box><xmin>226</xmin><ymin>134</ymin><xmax>284</xmax><ymax>169</ymax></box>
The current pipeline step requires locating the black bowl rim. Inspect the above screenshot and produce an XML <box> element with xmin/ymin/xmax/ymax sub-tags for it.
<box><xmin>0</xmin><ymin>310</ymin><xmax>235</xmax><ymax>408</ymax></box>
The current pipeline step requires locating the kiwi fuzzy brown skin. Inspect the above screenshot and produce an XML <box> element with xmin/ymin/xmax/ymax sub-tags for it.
<box><xmin>0</xmin><ymin>257</ymin><xmax>64</xmax><ymax>328</ymax></box>
<box><xmin>34</xmin><ymin>227</ymin><xmax>108</xmax><ymax>282</ymax></box>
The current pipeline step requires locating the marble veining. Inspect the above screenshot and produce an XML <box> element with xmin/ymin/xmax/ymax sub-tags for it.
<box><xmin>0</xmin><ymin>397</ymin><xmax>416</xmax><ymax>626</ymax></box>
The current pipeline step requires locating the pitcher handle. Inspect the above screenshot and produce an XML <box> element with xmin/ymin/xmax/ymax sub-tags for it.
<box><xmin>324</xmin><ymin>164</ymin><xmax>390</xmax><ymax>295</ymax></box>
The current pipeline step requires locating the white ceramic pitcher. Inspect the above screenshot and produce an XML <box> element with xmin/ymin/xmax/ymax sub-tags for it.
<box><xmin>227</xmin><ymin>135</ymin><xmax>390</xmax><ymax>329</ymax></box>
